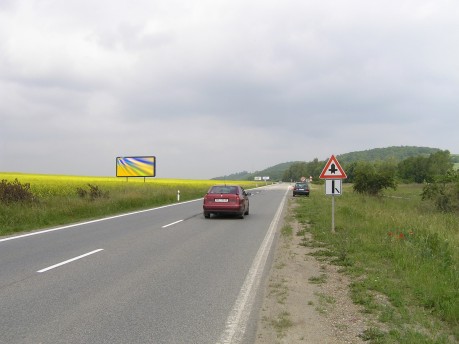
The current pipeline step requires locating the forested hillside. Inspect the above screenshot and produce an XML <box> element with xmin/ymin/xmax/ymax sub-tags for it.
<box><xmin>214</xmin><ymin>146</ymin><xmax>451</xmax><ymax>181</ymax></box>
<box><xmin>336</xmin><ymin>146</ymin><xmax>440</xmax><ymax>164</ymax></box>
<box><xmin>212</xmin><ymin>161</ymin><xmax>299</xmax><ymax>181</ymax></box>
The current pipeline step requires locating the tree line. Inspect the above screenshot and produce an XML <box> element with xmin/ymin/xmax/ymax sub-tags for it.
<box><xmin>283</xmin><ymin>150</ymin><xmax>459</xmax><ymax>212</ymax></box>
<box><xmin>282</xmin><ymin>150</ymin><xmax>454</xmax><ymax>184</ymax></box>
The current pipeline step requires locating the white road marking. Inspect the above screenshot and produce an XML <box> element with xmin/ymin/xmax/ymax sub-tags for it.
<box><xmin>162</xmin><ymin>219</ymin><xmax>184</xmax><ymax>228</ymax></box>
<box><xmin>217</xmin><ymin>187</ymin><xmax>289</xmax><ymax>344</ymax></box>
<box><xmin>37</xmin><ymin>249</ymin><xmax>104</xmax><ymax>273</ymax></box>
<box><xmin>0</xmin><ymin>199</ymin><xmax>200</xmax><ymax>243</ymax></box>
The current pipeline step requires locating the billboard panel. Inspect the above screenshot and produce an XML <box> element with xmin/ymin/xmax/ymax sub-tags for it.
<box><xmin>116</xmin><ymin>156</ymin><xmax>156</xmax><ymax>177</ymax></box>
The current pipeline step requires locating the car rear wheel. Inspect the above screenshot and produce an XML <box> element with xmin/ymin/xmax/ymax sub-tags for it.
<box><xmin>204</xmin><ymin>212</ymin><xmax>210</xmax><ymax>218</ymax></box>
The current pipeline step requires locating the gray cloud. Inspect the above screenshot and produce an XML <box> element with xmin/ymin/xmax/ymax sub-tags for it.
<box><xmin>1</xmin><ymin>0</ymin><xmax>458</xmax><ymax>179</ymax></box>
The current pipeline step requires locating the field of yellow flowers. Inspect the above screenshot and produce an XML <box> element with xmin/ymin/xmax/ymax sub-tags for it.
<box><xmin>0</xmin><ymin>172</ymin><xmax>260</xmax><ymax>236</ymax></box>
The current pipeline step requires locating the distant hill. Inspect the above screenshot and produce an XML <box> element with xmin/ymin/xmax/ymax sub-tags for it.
<box><xmin>212</xmin><ymin>161</ymin><xmax>300</xmax><ymax>181</ymax></box>
<box><xmin>212</xmin><ymin>146</ymin><xmax>451</xmax><ymax>181</ymax></box>
<box><xmin>336</xmin><ymin>146</ymin><xmax>440</xmax><ymax>164</ymax></box>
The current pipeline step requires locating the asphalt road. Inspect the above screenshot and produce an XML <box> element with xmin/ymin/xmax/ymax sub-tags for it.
<box><xmin>0</xmin><ymin>183</ymin><xmax>289</xmax><ymax>344</ymax></box>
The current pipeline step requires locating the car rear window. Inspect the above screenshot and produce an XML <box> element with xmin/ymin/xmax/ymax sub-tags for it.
<box><xmin>209</xmin><ymin>186</ymin><xmax>239</xmax><ymax>194</ymax></box>
<box><xmin>295</xmin><ymin>183</ymin><xmax>308</xmax><ymax>188</ymax></box>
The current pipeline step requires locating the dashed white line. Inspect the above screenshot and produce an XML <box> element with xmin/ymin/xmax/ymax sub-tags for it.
<box><xmin>0</xmin><ymin>199</ymin><xmax>200</xmax><ymax>243</ymax></box>
<box><xmin>162</xmin><ymin>220</ymin><xmax>184</xmax><ymax>228</ymax></box>
<box><xmin>37</xmin><ymin>249</ymin><xmax>104</xmax><ymax>273</ymax></box>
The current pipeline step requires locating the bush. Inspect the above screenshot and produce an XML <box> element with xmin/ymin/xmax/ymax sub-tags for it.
<box><xmin>0</xmin><ymin>179</ymin><xmax>36</xmax><ymax>204</ymax></box>
<box><xmin>352</xmin><ymin>162</ymin><xmax>397</xmax><ymax>196</ymax></box>
<box><xmin>76</xmin><ymin>184</ymin><xmax>109</xmax><ymax>201</ymax></box>
<box><xmin>421</xmin><ymin>170</ymin><xmax>459</xmax><ymax>212</ymax></box>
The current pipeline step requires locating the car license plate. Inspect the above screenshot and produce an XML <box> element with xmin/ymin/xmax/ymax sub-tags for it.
<box><xmin>214</xmin><ymin>198</ymin><xmax>228</xmax><ymax>202</ymax></box>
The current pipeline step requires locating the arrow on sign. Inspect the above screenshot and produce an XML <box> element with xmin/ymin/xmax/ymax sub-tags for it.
<box><xmin>320</xmin><ymin>155</ymin><xmax>347</xmax><ymax>179</ymax></box>
<box><xmin>325</xmin><ymin>179</ymin><xmax>342</xmax><ymax>195</ymax></box>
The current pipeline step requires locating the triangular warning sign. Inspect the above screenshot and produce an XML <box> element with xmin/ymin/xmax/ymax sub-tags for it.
<box><xmin>319</xmin><ymin>155</ymin><xmax>347</xmax><ymax>179</ymax></box>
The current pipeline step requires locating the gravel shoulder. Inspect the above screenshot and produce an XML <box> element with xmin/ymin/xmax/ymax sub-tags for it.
<box><xmin>254</xmin><ymin>198</ymin><xmax>370</xmax><ymax>344</ymax></box>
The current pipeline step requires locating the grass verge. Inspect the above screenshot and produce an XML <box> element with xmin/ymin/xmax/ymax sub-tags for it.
<box><xmin>0</xmin><ymin>172</ymin><xmax>261</xmax><ymax>236</ymax></box>
<box><xmin>294</xmin><ymin>183</ymin><xmax>459</xmax><ymax>343</ymax></box>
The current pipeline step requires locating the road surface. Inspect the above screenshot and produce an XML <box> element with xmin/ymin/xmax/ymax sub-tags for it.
<box><xmin>0</xmin><ymin>184</ymin><xmax>289</xmax><ymax>344</ymax></box>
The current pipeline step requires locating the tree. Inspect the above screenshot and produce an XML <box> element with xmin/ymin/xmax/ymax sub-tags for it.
<box><xmin>282</xmin><ymin>159</ymin><xmax>325</xmax><ymax>182</ymax></box>
<box><xmin>398</xmin><ymin>150</ymin><xmax>453</xmax><ymax>183</ymax></box>
<box><xmin>353</xmin><ymin>162</ymin><xmax>397</xmax><ymax>196</ymax></box>
<box><xmin>427</xmin><ymin>150</ymin><xmax>453</xmax><ymax>180</ymax></box>
<box><xmin>398</xmin><ymin>156</ymin><xmax>427</xmax><ymax>183</ymax></box>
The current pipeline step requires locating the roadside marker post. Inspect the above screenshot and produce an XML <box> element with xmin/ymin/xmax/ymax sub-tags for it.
<box><xmin>320</xmin><ymin>155</ymin><xmax>347</xmax><ymax>233</ymax></box>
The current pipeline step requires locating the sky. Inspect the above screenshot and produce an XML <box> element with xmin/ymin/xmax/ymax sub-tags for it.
<box><xmin>1</xmin><ymin>0</ymin><xmax>458</xmax><ymax>179</ymax></box>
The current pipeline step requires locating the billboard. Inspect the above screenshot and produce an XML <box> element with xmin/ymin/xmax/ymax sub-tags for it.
<box><xmin>116</xmin><ymin>156</ymin><xmax>156</xmax><ymax>177</ymax></box>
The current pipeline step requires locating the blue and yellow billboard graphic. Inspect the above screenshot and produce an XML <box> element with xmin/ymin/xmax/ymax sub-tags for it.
<box><xmin>116</xmin><ymin>156</ymin><xmax>156</xmax><ymax>177</ymax></box>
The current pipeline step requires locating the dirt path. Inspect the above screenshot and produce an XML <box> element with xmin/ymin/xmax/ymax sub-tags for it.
<box><xmin>254</xmin><ymin>198</ymin><xmax>370</xmax><ymax>344</ymax></box>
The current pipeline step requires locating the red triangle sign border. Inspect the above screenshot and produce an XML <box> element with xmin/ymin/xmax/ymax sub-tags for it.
<box><xmin>319</xmin><ymin>155</ymin><xmax>347</xmax><ymax>179</ymax></box>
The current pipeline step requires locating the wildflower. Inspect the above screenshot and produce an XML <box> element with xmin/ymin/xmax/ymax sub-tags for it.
<box><xmin>399</xmin><ymin>233</ymin><xmax>405</xmax><ymax>239</ymax></box>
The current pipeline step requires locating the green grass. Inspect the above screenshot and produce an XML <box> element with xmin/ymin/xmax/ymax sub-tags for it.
<box><xmin>0</xmin><ymin>172</ymin><xmax>261</xmax><ymax>236</ymax></box>
<box><xmin>294</xmin><ymin>183</ymin><xmax>459</xmax><ymax>343</ymax></box>
<box><xmin>281</xmin><ymin>223</ymin><xmax>293</xmax><ymax>237</ymax></box>
<box><xmin>308</xmin><ymin>274</ymin><xmax>327</xmax><ymax>284</ymax></box>
<box><xmin>271</xmin><ymin>311</ymin><xmax>293</xmax><ymax>338</ymax></box>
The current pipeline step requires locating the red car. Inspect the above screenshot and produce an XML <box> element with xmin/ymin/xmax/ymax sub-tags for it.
<box><xmin>203</xmin><ymin>185</ymin><xmax>250</xmax><ymax>219</ymax></box>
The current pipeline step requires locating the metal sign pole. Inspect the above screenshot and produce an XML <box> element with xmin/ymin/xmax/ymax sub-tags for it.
<box><xmin>331</xmin><ymin>194</ymin><xmax>335</xmax><ymax>233</ymax></box>
<box><xmin>321</xmin><ymin>155</ymin><xmax>347</xmax><ymax>234</ymax></box>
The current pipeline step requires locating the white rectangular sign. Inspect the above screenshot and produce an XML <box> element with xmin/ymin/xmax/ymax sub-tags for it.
<box><xmin>325</xmin><ymin>179</ymin><xmax>342</xmax><ymax>195</ymax></box>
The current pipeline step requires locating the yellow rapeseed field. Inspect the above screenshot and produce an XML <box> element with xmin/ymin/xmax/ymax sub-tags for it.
<box><xmin>0</xmin><ymin>172</ymin><xmax>262</xmax><ymax>236</ymax></box>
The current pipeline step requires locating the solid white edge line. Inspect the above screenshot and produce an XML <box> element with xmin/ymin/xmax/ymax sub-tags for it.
<box><xmin>162</xmin><ymin>219</ymin><xmax>184</xmax><ymax>228</ymax></box>
<box><xmin>217</xmin><ymin>186</ymin><xmax>289</xmax><ymax>344</ymax></box>
<box><xmin>37</xmin><ymin>249</ymin><xmax>104</xmax><ymax>273</ymax></box>
<box><xmin>0</xmin><ymin>199</ymin><xmax>201</xmax><ymax>243</ymax></box>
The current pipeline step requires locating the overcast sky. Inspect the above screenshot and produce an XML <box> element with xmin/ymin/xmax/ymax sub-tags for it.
<box><xmin>1</xmin><ymin>0</ymin><xmax>458</xmax><ymax>179</ymax></box>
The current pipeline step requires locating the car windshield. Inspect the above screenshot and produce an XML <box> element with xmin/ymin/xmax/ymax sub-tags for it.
<box><xmin>209</xmin><ymin>186</ymin><xmax>238</xmax><ymax>194</ymax></box>
<box><xmin>295</xmin><ymin>183</ymin><xmax>308</xmax><ymax>188</ymax></box>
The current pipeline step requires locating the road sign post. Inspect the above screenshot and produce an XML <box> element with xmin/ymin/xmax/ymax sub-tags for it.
<box><xmin>320</xmin><ymin>155</ymin><xmax>347</xmax><ymax>233</ymax></box>
<box><xmin>332</xmin><ymin>194</ymin><xmax>335</xmax><ymax>233</ymax></box>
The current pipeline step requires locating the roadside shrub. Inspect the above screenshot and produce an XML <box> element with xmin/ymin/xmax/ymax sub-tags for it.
<box><xmin>76</xmin><ymin>187</ymin><xmax>88</xmax><ymax>198</ymax></box>
<box><xmin>352</xmin><ymin>162</ymin><xmax>397</xmax><ymax>196</ymax></box>
<box><xmin>421</xmin><ymin>182</ymin><xmax>459</xmax><ymax>212</ymax></box>
<box><xmin>0</xmin><ymin>179</ymin><xmax>36</xmax><ymax>204</ymax></box>
<box><xmin>76</xmin><ymin>184</ymin><xmax>109</xmax><ymax>201</ymax></box>
<box><xmin>421</xmin><ymin>170</ymin><xmax>459</xmax><ymax>212</ymax></box>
